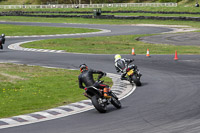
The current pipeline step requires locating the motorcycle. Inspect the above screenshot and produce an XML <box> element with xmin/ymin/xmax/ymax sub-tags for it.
<box><xmin>0</xmin><ymin>40</ymin><xmax>3</xmax><ymax>49</ymax></box>
<box><xmin>84</xmin><ymin>80</ymin><xmax>121</xmax><ymax>113</ymax></box>
<box><xmin>116</xmin><ymin>59</ymin><xmax>142</xmax><ymax>86</ymax></box>
<box><xmin>0</xmin><ymin>36</ymin><xmax>5</xmax><ymax>50</ymax></box>
<box><xmin>126</xmin><ymin>64</ymin><xmax>142</xmax><ymax>86</ymax></box>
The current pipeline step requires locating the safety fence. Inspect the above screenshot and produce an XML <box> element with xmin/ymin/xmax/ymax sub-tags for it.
<box><xmin>0</xmin><ymin>3</ymin><xmax>177</xmax><ymax>9</ymax></box>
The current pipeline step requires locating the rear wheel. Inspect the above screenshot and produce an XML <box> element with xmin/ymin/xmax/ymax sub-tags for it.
<box><xmin>0</xmin><ymin>44</ymin><xmax>3</xmax><ymax>49</ymax></box>
<box><xmin>91</xmin><ymin>95</ymin><xmax>107</xmax><ymax>113</ymax></box>
<box><xmin>110</xmin><ymin>92</ymin><xmax>121</xmax><ymax>109</ymax></box>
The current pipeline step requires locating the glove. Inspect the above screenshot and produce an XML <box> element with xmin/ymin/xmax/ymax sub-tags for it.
<box><xmin>130</xmin><ymin>59</ymin><xmax>134</xmax><ymax>62</ymax></box>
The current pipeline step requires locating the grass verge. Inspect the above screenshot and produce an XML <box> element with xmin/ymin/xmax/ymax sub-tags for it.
<box><xmin>13</xmin><ymin>12</ymin><xmax>200</xmax><ymax>17</ymax></box>
<box><xmin>1</xmin><ymin>16</ymin><xmax>200</xmax><ymax>30</ymax></box>
<box><xmin>0</xmin><ymin>63</ymin><xmax>112</xmax><ymax>118</ymax></box>
<box><xmin>22</xmin><ymin>34</ymin><xmax>200</xmax><ymax>55</ymax></box>
<box><xmin>105</xmin><ymin>13</ymin><xmax>200</xmax><ymax>17</ymax></box>
<box><xmin>0</xmin><ymin>6</ymin><xmax>200</xmax><ymax>12</ymax></box>
<box><xmin>0</xmin><ymin>24</ymin><xmax>99</xmax><ymax>36</ymax></box>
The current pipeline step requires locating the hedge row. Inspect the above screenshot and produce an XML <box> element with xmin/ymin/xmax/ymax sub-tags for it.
<box><xmin>1</xmin><ymin>13</ymin><xmax>200</xmax><ymax>21</ymax></box>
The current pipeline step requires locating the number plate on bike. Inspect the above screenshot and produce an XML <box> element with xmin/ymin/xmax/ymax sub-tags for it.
<box><xmin>127</xmin><ymin>69</ymin><xmax>134</xmax><ymax>76</ymax></box>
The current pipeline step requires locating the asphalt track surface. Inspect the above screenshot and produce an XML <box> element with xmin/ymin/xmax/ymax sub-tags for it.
<box><xmin>140</xmin><ymin>32</ymin><xmax>200</xmax><ymax>46</ymax></box>
<box><xmin>1</xmin><ymin>22</ymin><xmax>200</xmax><ymax>133</ymax></box>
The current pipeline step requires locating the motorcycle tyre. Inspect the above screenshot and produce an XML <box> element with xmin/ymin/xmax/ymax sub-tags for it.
<box><xmin>110</xmin><ymin>92</ymin><xmax>121</xmax><ymax>109</ymax></box>
<box><xmin>91</xmin><ymin>95</ymin><xmax>107</xmax><ymax>113</ymax></box>
<box><xmin>132</xmin><ymin>75</ymin><xmax>141</xmax><ymax>86</ymax></box>
<box><xmin>0</xmin><ymin>44</ymin><xmax>3</xmax><ymax>49</ymax></box>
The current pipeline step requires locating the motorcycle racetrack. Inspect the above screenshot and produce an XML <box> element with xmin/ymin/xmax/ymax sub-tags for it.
<box><xmin>0</xmin><ymin>21</ymin><xmax>200</xmax><ymax>133</ymax></box>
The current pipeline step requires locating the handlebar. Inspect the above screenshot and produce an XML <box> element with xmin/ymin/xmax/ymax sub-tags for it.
<box><xmin>97</xmin><ymin>80</ymin><xmax>104</xmax><ymax>84</ymax></box>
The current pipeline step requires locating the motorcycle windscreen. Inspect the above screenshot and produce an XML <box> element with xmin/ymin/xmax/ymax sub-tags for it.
<box><xmin>116</xmin><ymin>60</ymin><xmax>126</xmax><ymax>70</ymax></box>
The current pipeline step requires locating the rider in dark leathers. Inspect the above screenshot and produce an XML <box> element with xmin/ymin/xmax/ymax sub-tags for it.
<box><xmin>78</xmin><ymin>64</ymin><xmax>111</xmax><ymax>98</ymax></box>
<box><xmin>0</xmin><ymin>34</ymin><xmax>5</xmax><ymax>49</ymax></box>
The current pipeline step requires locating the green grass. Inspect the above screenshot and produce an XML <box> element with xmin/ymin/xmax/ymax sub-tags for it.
<box><xmin>1</xmin><ymin>16</ymin><xmax>200</xmax><ymax>30</ymax></box>
<box><xmin>22</xmin><ymin>34</ymin><xmax>200</xmax><ymax>55</ymax></box>
<box><xmin>106</xmin><ymin>13</ymin><xmax>200</xmax><ymax>17</ymax></box>
<box><xmin>0</xmin><ymin>6</ymin><xmax>200</xmax><ymax>12</ymax></box>
<box><xmin>0</xmin><ymin>24</ymin><xmax>99</xmax><ymax>36</ymax></box>
<box><xmin>20</xmin><ymin>12</ymin><xmax>200</xmax><ymax>17</ymax></box>
<box><xmin>0</xmin><ymin>63</ymin><xmax>112</xmax><ymax>118</ymax></box>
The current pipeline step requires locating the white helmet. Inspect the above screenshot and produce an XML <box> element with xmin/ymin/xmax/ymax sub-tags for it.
<box><xmin>1</xmin><ymin>34</ymin><xmax>5</xmax><ymax>37</ymax></box>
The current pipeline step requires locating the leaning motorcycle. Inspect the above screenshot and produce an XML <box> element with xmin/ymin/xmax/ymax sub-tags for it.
<box><xmin>126</xmin><ymin>64</ymin><xmax>142</xmax><ymax>86</ymax></box>
<box><xmin>0</xmin><ymin>40</ymin><xmax>3</xmax><ymax>49</ymax></box>
<box><xmin>116</xmin><ymin>59</ymin><xmax>142</xmax><ymax>86</ymax></box>
<box><xmin>0</xmin><ymin>36</ymin><xmax>5</xmax><ymax>50</ymax></box>
<box><xmin>84</xmin><ymin>80</ymin><xmax>121</xmax><ymax>113</ymax></box>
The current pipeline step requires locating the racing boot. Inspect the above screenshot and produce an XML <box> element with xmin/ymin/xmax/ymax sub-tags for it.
<box><xmin>121</xmin><ymin>74</ymin><xmax>127</xmax><ymax>80</ymax></box>
<box><xmin>121</xmin><ymin>77</ymin><xmax>127</xmax><ymax>80</ymax></box>
<box><xmin>104</xmin><ymin>88</ymin><xmax>111</xmax><ymax>99</ymax></box>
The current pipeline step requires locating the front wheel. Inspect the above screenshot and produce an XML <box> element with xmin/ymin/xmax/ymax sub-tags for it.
<box><xmin>132</xmin><ymin>75</ymin><xmax>141</xmax><ymax>86</ymax></box>
<box><xmin>110</xmin><ymin>92</ymin><xmax>121</xmax><ymax>109</ymax></box>
<box><xmin>91</xmin><ymin>95</ymin><xmax>107</xmax><ymax>113</ymax></box>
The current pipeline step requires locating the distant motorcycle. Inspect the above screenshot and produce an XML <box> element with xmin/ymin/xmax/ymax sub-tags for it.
<box><xmin>126</xmin><ymin>64</ymin><xmax>142</xmax><ymax>86</ymax></box>
<box><xmin>0</xmin><ymin>34</ymin><xmax>5</xmax><ymax>50</ymax></box>
<box><xmin>0</xmin><ymin>40</ymin><xmax>3</xmax><ymax>49</ymax></box>
<box><xmin>84</xmin><ymin>80</ymin><xmax>121</xmax><ymax>113</ymax></box>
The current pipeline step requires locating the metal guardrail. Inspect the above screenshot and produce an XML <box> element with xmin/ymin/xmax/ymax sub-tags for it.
<box><xmin>0</xmin><ymin>3</ymin><xmax>177</xmax><ymax>9</ymax></box>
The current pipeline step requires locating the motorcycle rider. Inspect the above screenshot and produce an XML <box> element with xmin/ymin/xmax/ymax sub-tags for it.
<box><xmin>78</xmin><ymin>64</ymin><xmax>111</xmax><ymax>99</ymax></box>
<box><xmin>0</xmin><ymin>34</ymin><xmax>5</xmax><ymax>49</ymax></box>
<box><xmin>114</xmin><ymin>54</ymin><xmax>134</xmax><ymax>80</ymax></box>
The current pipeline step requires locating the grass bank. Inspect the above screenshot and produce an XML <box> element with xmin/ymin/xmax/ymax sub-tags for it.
<box><xmin>22</xmin><ymin>35</ymin><xmax>200</xmax><ymax>55</ymax></box>
<box><xmin>0</xmin><ymin>6</ymin><xmax>200</xmax><ymax>12</ymax></box>
<box><xmin>106</xmin><ymin>13</ymin><xmax>200</xmax><ymax>17</ymax></box>
<box><xmin>0</xmin><ymin>24</ymin><xmax>99</xmax><ymax>36</ymax></box>
<box><xmin>0</xmin><ymin>63</ymin><xmax>112</xmax><ymax>118</ymax></box>
<box><xmin>15</xmin><ymin>12</ymin><xmax>200</xmax><ymax>17</ymax></box>
<box><xmin>1</xmin><ymin>16</ymin><xmax>200</xmax><ymax>30</ymax></box>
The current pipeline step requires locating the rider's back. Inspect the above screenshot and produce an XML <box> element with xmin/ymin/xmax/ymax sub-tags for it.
<box><xmin>78</xmin><ymin>69</ymin><xmax>95</xmax><ymax>87</ymax></box>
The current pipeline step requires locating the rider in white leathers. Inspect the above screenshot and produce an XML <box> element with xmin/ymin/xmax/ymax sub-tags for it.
<box><xmin>114</xmin><ymin>54</ymin><xmax>134</xmax><ymax>80</ymax></box>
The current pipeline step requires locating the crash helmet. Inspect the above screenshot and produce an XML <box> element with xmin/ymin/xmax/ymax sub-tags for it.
<box><xmin>79</xmin><ymin>64</ymin><xmax>88</xmax><ymax>73</ymax></box>
<box><xmin>1</xmin><ymin>34</ymin><xmax>5</xmax><ymax>37</ymax></box>
<box><xmin>114</xmin><ymin>54</ymin><xmax>121</xmax><ymax>62</ymax></box>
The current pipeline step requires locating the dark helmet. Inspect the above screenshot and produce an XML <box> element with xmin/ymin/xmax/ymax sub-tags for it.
<box><xmin>79</xmin><ymin>64</ymin><xmax>88</xmax><ymax>72</ymax></box>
